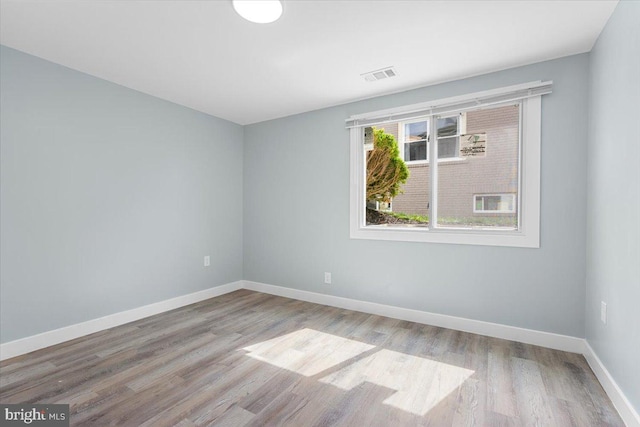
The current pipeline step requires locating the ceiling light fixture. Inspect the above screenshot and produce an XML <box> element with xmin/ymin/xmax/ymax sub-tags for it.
<box><xmin>232</xmin><ymin>0</ymin><xmax>283</xmax><ymax>24</ymax></box>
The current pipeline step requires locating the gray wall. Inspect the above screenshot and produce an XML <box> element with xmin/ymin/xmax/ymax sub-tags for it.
<box><xmin>586</xmin><ymin>1</ymin><xmax>640</xmax><ymax>414</ymax></box>
<box><xmin>244</xmin><ymin>54</ymin><xmax>589</xmax><ymax>338</ymax></box>
<box><xmin>0</xmin><ymin>46</ymin><xmax>244</xmax><ymax>343</ymax></box>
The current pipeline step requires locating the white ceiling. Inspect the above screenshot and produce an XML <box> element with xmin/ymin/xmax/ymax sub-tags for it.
<box><xmin>0</xmin><ymin>0</ymin><xmax>617</xmax><ymax>125</ymax></box>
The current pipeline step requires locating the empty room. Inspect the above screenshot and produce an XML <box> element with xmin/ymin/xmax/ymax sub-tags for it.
<box><xmin>1</xmin><ymin>0</ymin><xmax>638</xmax><ymax>426</ymax></box>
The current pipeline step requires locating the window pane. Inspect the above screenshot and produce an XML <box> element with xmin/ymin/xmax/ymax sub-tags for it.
<box><xmin>364</xmin><ymin>127</ymin><xmax>374</xmax><ymax>152</ymax></box>
<box><xmin>485</xmin><ymin>196</ymin><xmax>501</xmax><ymax>210</ymax></box>
<box><xmin>386</xmin><ymin>160</ymin><xmax>430</xmax><ymax>226</ymax></box>
<box><xmin>436</xmin><ymin>105</ymin><xmax>519</xmax><ymax>229</ymax></box>
<box><xmin>438</xmin><ymin>137</ymin><xmax>458</xmax><ymax>158</ymax></box>
<box><xmin>403</xmin><ymin>120</ymin><xmax>428</xmax><ymax>162</ymax></box>
<box><xmin>405</xmin><ymin>141</ymin><xmax>427</xmax><ymax>161</ymax></box>
<box><xmin>506</xmin><ymin>196</ymin><xmax>514</xmax><ymax>211</ymax></box>
<box><xmin>437</xmin><ymin>116</ymin><xmax>458</xmax><ymax>137</ymax></box>
<box><xmin>404</xmin><ymin>121</ymin><xmax>427</xmax><ymax>142</ymax></box>
<box><xmin>366</xmin><ymin>121</ymin><xmax>429</xmax><ymax>227</ymax></box>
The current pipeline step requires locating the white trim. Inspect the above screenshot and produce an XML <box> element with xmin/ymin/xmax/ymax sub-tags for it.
<box><xmin>242</xmin><ymin>280</ymin><xmax>584</xmax><ymax>354</ymax></box>
<box><xmin>518</xmin><ymin>97</ymin><xmax>541</xmax><ymax>248</ymax></box>
<box><xmin>437</xmin><ymin>156</ymin><xmax>466</xmax><ymax>164</ymax></box>
<box><xmin>346</xmin><ymin>80</ymin><xmax>552</xmax><ymax>128</ymax></box>
<box><xmin>403</xmin><ymin>157</ymin><xmax>468</xmax><ymax>166</ymax></box>
<box><xmin>350</xmin><ymin>126</ymin><xmax>366</xmax><ymax>233</ymax></box>
<box><xmin>584</xmin><ymin>342</ymin><xmax>640</xmax><ymax>427</ymax></box>
<box><xmin>430</xmin><ymin>114</ymin><xmax>439</xmax><ymax>224</ymax></box>
<box><xmin>404</xmin><ymin>159</ymin><xmax>430</xmax><ymax>166</ymax></box>
<box><xmin>0</xmin><ymin>281</ymin><xmax>243</xmax><ymax>361</ymax></box>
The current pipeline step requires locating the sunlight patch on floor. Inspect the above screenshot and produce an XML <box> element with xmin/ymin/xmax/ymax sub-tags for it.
<box><xmin>243</xmin><ymin>328</ymin><xmax>475</xmax><ymax>416</ymax></box>
<box><xmin>242</xmin><ymin>328</ymin><xmax>375</xmax><ymax>376</ymax></box>
<box><xmin>319</xmin><ymin>348</ymin><xmax>475</xmax><ymax>415</ymax></box>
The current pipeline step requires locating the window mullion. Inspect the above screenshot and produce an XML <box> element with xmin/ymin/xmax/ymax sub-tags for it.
<box><xmin>430</xmin><ymin>115</ymin><xmax>438</xmax><ymax>229</ymax></box>
<box><xmin>517</xmin><ymin>102</ymin><xmax>524</xmax><ymax>231</ymax></box>
<box><xmin>399</xmin><ymin>122</ymin><xmax>405</xmax><ymax>163</ymax></box>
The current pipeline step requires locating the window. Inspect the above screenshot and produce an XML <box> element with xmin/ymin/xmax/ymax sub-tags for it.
<box><xmin>348</xmin><ymin>81</ymin><xmax>551</xmax><ymax>248</ymax></box>
<box><xmin>402</xmin><ymin>120</ymin><xmax>428</xmax><ymax>162</ymax></box>
<box><xmin>436</xmin><ymin>115</ymin><xmax>460</xmax><ymax>159</ymax></box>
<box><xmin>474</xmin><ymin>194</ymin><xmax>516</xmax><ymax>213</ymax></box>
<box><xmin>399</xmin><ymin>116</ymin><xmax>463</xmax><ymax>163</ymax></box>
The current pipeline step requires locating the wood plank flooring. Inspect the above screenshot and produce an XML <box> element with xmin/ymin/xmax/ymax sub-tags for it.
<box><xmin>0</xmin><ymin>290</ymin><xmax>624</xmax><ymax>426</ymax></box>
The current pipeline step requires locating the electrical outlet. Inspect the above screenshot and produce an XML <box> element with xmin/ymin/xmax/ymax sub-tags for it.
<box><xmin>324</xmin><ymin>272</ymin><xmax>332</xmax><ymax>284</ymax></box>
<box><xmin>601</xmin><ymin>301</ymin><xmax>607</xmax><ymax>324</ymax></box>
<box><xmin>204</xmin><ymin>256</ymin><xmax>211</xmax><ymax>267</ymax></box>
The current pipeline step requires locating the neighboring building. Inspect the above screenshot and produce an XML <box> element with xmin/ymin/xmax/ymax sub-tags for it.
<box><xmin>373</xmin><ymin>104</ymin><xmax>519</xmax><ymax>227</ymax></box>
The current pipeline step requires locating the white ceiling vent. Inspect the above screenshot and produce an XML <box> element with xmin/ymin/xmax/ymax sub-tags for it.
<box><xmin>361</xmin><ymin>67</ymin><xmax>397</xmax><ymax>82</ymax></box>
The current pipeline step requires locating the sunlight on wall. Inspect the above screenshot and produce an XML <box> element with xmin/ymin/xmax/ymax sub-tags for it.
<box><xmin>243</xmin><ymin>328</ymin><xmax>374</xmax><ymax>376</ymax></box>
<box><xmin>320</xmin><ymin>348</ymin><xmax>474</xmax><ymax>416</ymax></box>
<box><xmin>243</xmin><ymin>328</ymin><xmax>475</xmax><ymax>416</ymax></box>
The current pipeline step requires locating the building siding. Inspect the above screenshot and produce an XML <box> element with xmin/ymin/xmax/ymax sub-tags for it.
<box><xmin>377</xmin><ymin>105</ymin><xmax>519</xmax><ymax>224</ymax></box>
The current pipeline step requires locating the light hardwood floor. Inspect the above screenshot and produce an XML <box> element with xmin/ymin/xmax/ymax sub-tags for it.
<box><xmin>0</xmin><ymin>290</ymin><xmax>624</xmax><ymax>426</ymax></box>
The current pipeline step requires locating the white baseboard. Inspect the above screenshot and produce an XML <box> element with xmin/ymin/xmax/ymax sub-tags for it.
<box><xmin>3</xmin><ymin>279</ymin><xmax>583</xmax><ymax>360</ymax></box>
<box><xmin>0</xmin><ymin>281</ymin><xmax>243</xmax><ymax>361</ymax></box>
<box><xmin>242</xmin><ymin>280</ymin><xmax>585</xmax><ymax>354</ymax></box>
<box><xmin>583</xmin><ymin>342</ymin><xmax>640</xmax><ymax>427</ymax></box>
<box><xmin>3</xmin><ymin>279</ymin><xmax>636</xmax><ymax>427</ymax></box>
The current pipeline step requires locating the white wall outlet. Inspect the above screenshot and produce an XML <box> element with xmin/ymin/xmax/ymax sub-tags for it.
<box><xmin>324</xmin><ymin>272</ymin><xmax>332</xmax><ymax>284</ymax></box>
<box><xmin>204</xmin><ymin>255</ymin><xmax>211</xmax><ymax>267</ymax></box>
<box><xmin>600</xmin><ymin>301</ymin><xmax>607</xmax><ymax>324</ymax></box>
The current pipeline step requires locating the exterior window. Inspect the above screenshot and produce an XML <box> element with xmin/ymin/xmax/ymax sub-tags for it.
<box><xmin>436</xmin><ymin>116</ymin><xmax>460</xmax><ymax>159</ymax></box>
<box><xmin>348</xmin><ymin>81</ymin><xmax>549</xmax><ymax>248</ymax></box>
<box><xmin>402</xmin><ymin>120</ymin><xmax>428</xmax><ymax>162</ymax></box>
<box><xmin>474</xmin><ymin>194</ymin><xmax>516</xmax><ymax>213</ymax></box>
<box><xmin>400</xmin><ymin>117</ymin><xmax>463</xmax><ymax>162</ymax></box>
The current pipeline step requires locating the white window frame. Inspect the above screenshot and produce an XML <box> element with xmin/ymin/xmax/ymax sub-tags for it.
<box><xmin>473</xmin><ymin>194</ymin><xmax>516</xmax><ymax>214</ymax></box>
<box><xmin>399</xmin><ymin>118</ymin><xmax>429</xmax><ymax>164</ymax></box>
<box><xmin>399</xmin><ymin>117</ymin><xmax>468</xmax><ymax>164</ymax></box>
<box><xmin>436</xmin><ymin>113</ymin><xmax>462</xmax><ymax>160</ymax></box>
<box><xmin>348</xmin><ymin>81</ymin><xmax>548</xmax><ymax>248</ymax></box>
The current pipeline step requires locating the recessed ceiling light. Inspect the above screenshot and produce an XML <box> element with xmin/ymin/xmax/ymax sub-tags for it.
<box><xmin>233</xmin><ymin>0</ymin><xmax>283</xmax><ymax>24</ymax></box>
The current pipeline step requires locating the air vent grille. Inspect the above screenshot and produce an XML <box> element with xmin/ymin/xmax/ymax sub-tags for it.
<box><xmin>361</xmin><ymin>67</ymin><xmax>397</xmax><ymax>82</ymax></box>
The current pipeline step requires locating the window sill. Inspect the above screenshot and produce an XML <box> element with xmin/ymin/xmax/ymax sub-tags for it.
<box><xmin>404</xmin><ymin>157</ymin><xmax>467</xmax><ymax>166</ymax></box>
<box><xmin>438</xmin><ymin>157</ymin><xmax>467</xmax><ymax>164</ymax></box>
<box><xmin>473</xmin><ymin>211</ymin><xmax>516</xmax><ymax>214</ymax></box>
<box><xmin>350</xmin><ymin>225</ymin><xmax>539</xmax><ymax>248</ymax></box>
<box><xmin>405</xmin><ymin>160</ymin><xmax>429</xmax><ymax>166</ymax></box>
